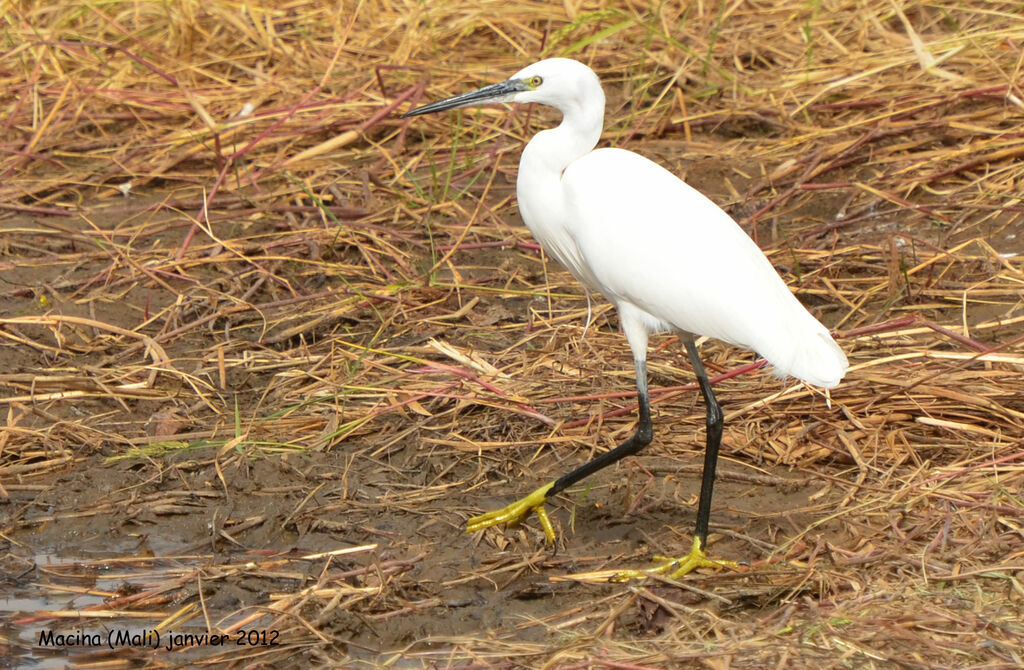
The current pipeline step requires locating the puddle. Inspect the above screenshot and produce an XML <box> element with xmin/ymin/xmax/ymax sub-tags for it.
<box><xmin>3</xmin><ymin>547</ymin><xmax>229</xmax><ymax>668</ymax></box>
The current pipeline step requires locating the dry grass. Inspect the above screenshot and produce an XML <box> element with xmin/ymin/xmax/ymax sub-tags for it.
<box><xmin>2</xmin><ymin>0</ymin><xmax>1024</xmax><ymax>667</ymax></box>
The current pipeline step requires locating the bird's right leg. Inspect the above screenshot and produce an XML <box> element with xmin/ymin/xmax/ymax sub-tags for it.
<box><xmin>614</xmin><ymin>335</ymin><xmax>740</xmax><ymax>580</ymax></box>
<box><xmin>466</xmin><ymin>358</ymin><xmax>653</xmax><ymax>543</ymax></box>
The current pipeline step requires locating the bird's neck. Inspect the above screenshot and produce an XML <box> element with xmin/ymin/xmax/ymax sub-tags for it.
<box><xmin>519</xmin><ymin>104</ymin><xmax>603</xmax><ymax>179</ymax></box>
<box><xmin>517</xmin><ymin>105</ymin><xmax>603</xmax><ymax>238</ymax></box>
<box><xmin>514</xmin><ymin>97</ymin><xmax>605</xmax><ymax>287</ymax></box>
<box><xmin>515</xmin><ymin>104</ymin><xmax>602</xmax><ymax>274</ymax></box>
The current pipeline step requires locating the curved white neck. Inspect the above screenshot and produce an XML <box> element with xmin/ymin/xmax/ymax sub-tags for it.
<box><xmin>519</xmin><ymin>99</ymin><xmax>603</xmax><ymax>180</ymax></box>
<box><xmin>514</xmin><ymin>95</ymin><xmax>604</xmax><ymax>285</ymax></box>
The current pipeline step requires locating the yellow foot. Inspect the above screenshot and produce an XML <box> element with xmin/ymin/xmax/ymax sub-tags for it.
<box><xmin>466</xmin><ymin>481</ymin><xmax>557</xmax><ymax>544</ymax></box>
<box><xmin>614</xmin><ymin>537</ymin><xmax>741</xmax><ymax>582</ymax></box>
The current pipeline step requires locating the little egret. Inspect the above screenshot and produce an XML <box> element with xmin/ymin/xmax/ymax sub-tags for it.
<box><xmin>403</xmin><ymin>58</ymin><xmax>847</xmax><ymax>577</ymax></box>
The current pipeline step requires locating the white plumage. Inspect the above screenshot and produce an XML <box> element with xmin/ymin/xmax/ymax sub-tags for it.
<box><xmin>404</xmin><ymin>57</ymin><xmax>847</xmax><ymax>576</ymax></box>
<box><xmin>509</xmin><ymin>59</ymin><xmax>847</xmax><ymax>388</ymax></box>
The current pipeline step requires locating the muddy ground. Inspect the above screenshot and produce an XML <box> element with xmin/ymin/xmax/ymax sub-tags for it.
<box><xmin>5</xmin><ymin>153</ymin><xmax>1022</xmax><ymax>668</ymax></box>
<box><xmin>3</xmin><ymin>162</ymin><xmax>853</xmax><ymax>665</ymax></box>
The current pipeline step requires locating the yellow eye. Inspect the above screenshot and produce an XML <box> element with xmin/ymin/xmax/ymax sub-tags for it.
<box><xmin>529</xmin><ymin>75</ymin><xmax>543</xmax><ymax>88</ymax></box>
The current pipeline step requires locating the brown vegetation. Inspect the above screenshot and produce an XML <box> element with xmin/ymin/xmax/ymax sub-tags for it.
<box><xmin>2</xmin><ymin>1</ymin><xmax>1023</xmax><ymax>667</ymax></box>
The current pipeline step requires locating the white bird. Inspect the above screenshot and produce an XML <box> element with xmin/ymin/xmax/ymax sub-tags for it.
<box><xmin>403</xmin><ymin>58</ymin><xmax>847</xmax><ymax>577</ymax></box>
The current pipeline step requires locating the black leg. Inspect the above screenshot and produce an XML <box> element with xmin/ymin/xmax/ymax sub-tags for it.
<box><xmin>683</xmin><ymin>337</ymin><xmax>724</xmax><ymax>549</ymax></box>
<box><xmin>467</xmin><ymin>337</ymin><xmax>736</xmax><ymax>571</ymax></box>
<box><xmin>548</xmin><ymin>359</ymin><xmax>653</xmax><ymax>497</ymax></box>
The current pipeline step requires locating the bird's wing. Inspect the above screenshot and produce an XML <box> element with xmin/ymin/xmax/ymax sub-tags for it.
<box><xmin>561</xmin><ymin>148</ymin><xmax>846</xmax><ymax>386</ymax></box>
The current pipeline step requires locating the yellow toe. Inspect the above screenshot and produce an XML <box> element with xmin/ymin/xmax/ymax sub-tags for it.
<box><xmin>614</xmin><ymin>537</ymin><xmax>740</xmax><ymax>581</ymax></box>
<box><xmin>466</xmin><ymin>481</ymin><xmax>557</xmax><ymax>543</ymax></box>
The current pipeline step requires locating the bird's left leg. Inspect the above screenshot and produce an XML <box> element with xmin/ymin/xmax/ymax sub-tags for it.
<box><xmin>466</xmin><ymin>356</ymin><xmax>654</xmax><ymax>543</ymax></box>
<box><xmin>616</xmin><ymin>336</ymin><xmax>740</xmax><ymax>580</ymax></box>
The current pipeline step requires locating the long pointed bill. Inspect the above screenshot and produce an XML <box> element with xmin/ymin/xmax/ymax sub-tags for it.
<box><xmin>402</xmin><ymin>79</ymin><xmax>526</xmax><ymax>118</ymax></box>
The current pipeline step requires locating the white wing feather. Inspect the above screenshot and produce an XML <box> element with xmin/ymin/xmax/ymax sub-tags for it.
<box><xmin>560</xmin><ymin>148</ymin><xmax>847</xmax><ymax>388</ymax></box>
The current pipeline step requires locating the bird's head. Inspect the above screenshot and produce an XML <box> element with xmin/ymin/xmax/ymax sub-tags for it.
<box><xmin>402</xmin><ymin>58</ymin><xmax>603</xmax><ymax>119</ymax></box>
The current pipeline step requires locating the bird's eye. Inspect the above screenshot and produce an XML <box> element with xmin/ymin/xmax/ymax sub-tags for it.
<box><xmin>529</xmin><ymin>75</ymin><xmax>543</xmax><ymax>88</ymax></box>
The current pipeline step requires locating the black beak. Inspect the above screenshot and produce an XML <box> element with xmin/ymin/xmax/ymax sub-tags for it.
<box><xmin>402</xmin><ymin>80</ymin><xmax>525</xmax><ymax>118</ymax></box>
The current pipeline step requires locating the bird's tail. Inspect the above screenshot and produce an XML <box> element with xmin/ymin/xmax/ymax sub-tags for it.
<box><xmin>768</xmin><ymin>322</ymin><xmax>848</xmax><ymax>388</ymax></box>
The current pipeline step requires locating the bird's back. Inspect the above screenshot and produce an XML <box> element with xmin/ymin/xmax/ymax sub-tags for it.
<box><xmin>559</xmin><ymin>148</ymin><xmax>847</xmax><ymax>388</ymax></box>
